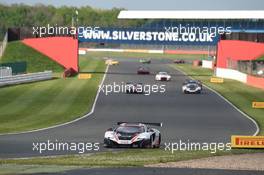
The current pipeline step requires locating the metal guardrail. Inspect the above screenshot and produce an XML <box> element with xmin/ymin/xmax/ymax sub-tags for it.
<box><xmin>0</xmin><ymin>67</ymin><xmax>12</xmax><ymax>77</ymax></box>
<box><xmin>0</xmin><ymin>71</ymin><xmax>53</xmax><ymax>87</ymax></box>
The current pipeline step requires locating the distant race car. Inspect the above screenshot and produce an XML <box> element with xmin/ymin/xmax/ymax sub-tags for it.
<box><xmin>155</xmin><ymin>72</ymin><xmax>171</xmax><ymax>81</ymax></box>
<box><xmin>257</xmin><ymin>68</ymin><xmax>264</xmax><ymax>76</ymax></box>
<box><xmin>137</xmin><ymin>67</ymin><xmax>150</xmax><ymax>74</ymax></box>
<box><xmin>104</xmin><ymin>122</ymin><xmax>162</xmax><ymax>148</ymax></box>
<box><xmin>182</xmin><ymin>79</ymin><xmax>202</xmax><ymax>94</ymax></box>
<box><xmin>126</xmin><ymin>82</ymin><xmax>144</xmax><ymax>94</ymax></box>
<box><xmin>173</xmin><ymin>59</ymin><xmax>185</xmax><ymax>64</ymax></box>
<box><xmin>140</xmin><ymin>58</ymin><xmax>151</xmax><ymax>64</ymax></box>
<box><xmin>105</xmin><ymin>59</ymin><xmax>119</xmax><ymax>65</ymax></box>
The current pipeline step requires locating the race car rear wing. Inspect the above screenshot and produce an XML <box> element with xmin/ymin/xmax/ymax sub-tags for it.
<box><xmin>117</xmin><ymin>122</ymin><xmax>163</xmax><ymax>127</ymax></box>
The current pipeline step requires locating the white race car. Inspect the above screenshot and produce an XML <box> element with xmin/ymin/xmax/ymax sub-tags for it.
<box><xmin>155</xmin><ymin>72</ymin><xmax>171</xmax><ymax>81</ymax></box>
<box><xmin>104</xmin><ymin>122</ymin><xmax>162</xmax><ymax>148</ymax></box>
<box><xmin>182</xmin><ymin>79</ymin><xmax>202</xmax><ymax>94</ymax></box>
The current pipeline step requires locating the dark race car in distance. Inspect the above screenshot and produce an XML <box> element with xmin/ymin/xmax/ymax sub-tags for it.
<box><xmin>137</xmin><ymin>66</ymin><xmax>150</xmax><ymax>74</ymax></box>
<box><xmin>173</xmin><ymin>59</ymin><xmax>185</xmax><ymax>64</ymax></box>
<box><xmin>104</xmin><ymin>122</ymin><xmax>162</xmax><ymax>148</ymax></box>
<box><xmin>182</xmin><ymin>79</ymin><xmax>203</xmax><ymax>94</ymax></box>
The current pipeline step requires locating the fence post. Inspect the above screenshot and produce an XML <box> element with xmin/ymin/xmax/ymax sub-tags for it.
<box><xmin>0</xmin><ymin>32</ymin><xmax>8</xmax><ymax>58</ymax></box>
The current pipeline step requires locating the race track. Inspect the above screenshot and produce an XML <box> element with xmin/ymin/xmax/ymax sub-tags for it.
<box><xmin>0</xmin><ymin>58</ymin><xmax>258</xmax><ymax>158</ymax></box>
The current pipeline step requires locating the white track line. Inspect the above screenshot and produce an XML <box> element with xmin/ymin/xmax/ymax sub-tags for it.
<box><xmin>174</xmin><ymin>66</ymin><xmax>260</xmax><ymax>136</ymax></box>
<box><xmin>0</xmin><ymin>65</ymin><xmax>109</xmax><ymax>136</ymax></box>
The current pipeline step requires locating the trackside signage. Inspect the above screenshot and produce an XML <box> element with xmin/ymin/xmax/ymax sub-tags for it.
<box><xmin>252</xmin><ymin>102</ymin><xmax>264</xmax><ymax>108</ymax></box>
<box><xmin>210</xmin><ymin>77</ymin><xmax>224</xmax><ymax>83</ymax></box>
<box><xmin>78</xmin><ymin>73</ymin><xmax>92</xmax><ymax>79</ymax></box>
<box><xmin>78</xmin><ymin>26</ymin><xmax>221</xmax><ymax>45</ymax></box>
<box><xmin>231</xmin><ymin>135</ymin><xmax>264</xmax><ymax>148</ymax></box>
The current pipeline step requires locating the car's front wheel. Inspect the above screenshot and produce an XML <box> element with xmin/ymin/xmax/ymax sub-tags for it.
<box><xmin>154</xmin><ymin>134</ymin><xmax>161</xmax><ymax>148</ymax></box>
<box><xmin>104</xmin><ymin>138</ymin><xmax>114</xmax><ymax>148</ymax></box>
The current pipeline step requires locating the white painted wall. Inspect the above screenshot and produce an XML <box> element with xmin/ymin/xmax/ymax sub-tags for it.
<box><xmin>78</xmin><ymin>50</ymin><xmax>86</xmax><ymax>55</ymax></box>
<box><xmin>202</xmin><ymin>60</ymin><xmax>213</xmax><ymax>69</ymax></box>
<box><xmin>86</xmin><ymin>48</ymin><xmax>124</xmax><ymax>52</ymax></box>
<box><xmin>148</xmin><ymin>50</ymin><xmax>164</xmax><ymax>54</ymax></box>
<box><xmin>216</xmin><ymin>68</ymin><xmax>247</xmax><ymax>83</ymax></box>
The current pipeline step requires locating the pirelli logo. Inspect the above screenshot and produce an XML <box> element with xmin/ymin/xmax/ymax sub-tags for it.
<box><xmin>231</xmin><ymin>135</ymin><xmax>264</xmax><ymax>148</ymax></box>
<box><xmin>252</xmin><ymin>102</ymin><xmax>264</xmax><ymax>108</ymax></box>
<box><xmin>210</xmin><ymin>77</ymin><xmax>224</xmax><ymax>83</ymax></box>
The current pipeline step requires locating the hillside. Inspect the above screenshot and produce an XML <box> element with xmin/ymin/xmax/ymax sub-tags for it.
<box><xmin>0</xmin><ymin>41</ymin><xmax>64</xmax><ymax>73</ymax></box>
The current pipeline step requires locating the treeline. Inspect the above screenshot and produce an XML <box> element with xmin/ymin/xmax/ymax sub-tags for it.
<box><xmin>0</xmin><ymin>3</ymin><xmax>146</xmax><ymax>38</ymax></box>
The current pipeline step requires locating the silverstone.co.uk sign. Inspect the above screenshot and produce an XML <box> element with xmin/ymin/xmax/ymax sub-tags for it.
<box><xmin>78</xmin><ymin>25</ymin><xmax>229</xmax><ymax>45</ymax></box>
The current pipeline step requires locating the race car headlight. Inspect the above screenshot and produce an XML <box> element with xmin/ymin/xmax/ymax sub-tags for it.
<box><xmin>107</xmin><ymin>136</ymin><xmax>118</xmax><ymax>142</ymax></box>
<box><xmin>135</xmin><ymin>137</ymin><xmax>144</xmax><ymax>141</ymax></box>
<box><xmin>105</xmin><ymin>132</ymin><xmax>116</xmax><ymax>141</ymax></box>
<box><xmin>135</xmin><ymin>135</ymin><xmax>149</xmax><ymax>140</ymax></box>
<box><xmin>108</xmin><ymin>136</ymin><xmax>115</xmax><ymax>140</ymax></box>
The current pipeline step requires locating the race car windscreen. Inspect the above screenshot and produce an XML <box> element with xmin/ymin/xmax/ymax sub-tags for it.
<box><xmin>116</xmin><ymin>126</ymin><xmax>144</xmax><ymax>134</ymax></box>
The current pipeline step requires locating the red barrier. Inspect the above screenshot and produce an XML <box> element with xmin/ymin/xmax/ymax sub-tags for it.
<box><xmin>247</xmin><ymin>75</ymin><xmax>264</xmax><ymax>90</ymax></box>
<box><xmin>193</xmin><ymin>60</ymin><xmax>202</xmax><ymax>67</ymax></box>
<box><xmin>63</xmin><ymin>68</ymin><xmax>77</xmax><ymax>78</ymax></box>
<box><xmin>217</xmin><ymin>40</ymin><xmax>264</xmax><ymax>68</ymax></box>
<box><xmin>23</xmin><ymin>37</ymin><xmax>78</xmax><ymax>72</ymax></box>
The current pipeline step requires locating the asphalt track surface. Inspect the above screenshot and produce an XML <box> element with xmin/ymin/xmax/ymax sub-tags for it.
<box><xmin>0</xmin><ymin>58</ymin><xmax>258</xmax><ymax>158</ymax></box>
<box><xmin>33</xmin><ymin>167</ymin><xmax>264</xmax><ymax>175</ymax></box>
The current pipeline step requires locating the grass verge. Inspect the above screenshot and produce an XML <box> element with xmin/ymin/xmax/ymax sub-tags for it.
<box><xmin>0</xmin><ymin>149</ymin><xmax>262</xmax><ymax>169</ymax></box>
<box><xmin>0</xmin><ymin>55</ymin><xmax>106</xmax><ymax>133</ymax></box>
<box><xmin>1</xmin><ymin>41</ymin><xmax>64</xmax><ymax>73</ymax></box>
<box><xmin>0</xmin><ymin>164</ymin><xmax>78</xmax><ymax>175</ymax></box>
<box><xmin>171</xmin><ymin>64</ymin><xmax>264</xmax><ymax>135</ymax></box>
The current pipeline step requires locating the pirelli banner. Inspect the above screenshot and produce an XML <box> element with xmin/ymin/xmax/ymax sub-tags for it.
<box><xmin>78</xmin><ymin>26</ymin><xmax>220</xmax><ymax>45</ymax></box>
<box><xmin>231</xmin><ymin>135</ymin><xmax>264</xmax><ymax>148</ymax></box>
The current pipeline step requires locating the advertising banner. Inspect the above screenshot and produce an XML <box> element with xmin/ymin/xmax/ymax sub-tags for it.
<box><xmin>78</xmin><ymin>26</ymin><xmax>220</xmax><ymax>45</ymax></box>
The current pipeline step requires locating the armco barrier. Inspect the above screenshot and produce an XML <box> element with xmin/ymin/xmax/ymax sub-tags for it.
<box><xmin>83</xmin><ymin>48</ymin><xmax>212</xmax><ymax>55</ymax></box>
<box><xmin>0</xmin><ymin>71</ymin><xmax>52</xmax><ymax>87</ymax></box>
<box><xmin>0</xmin><ymin>61</ymin><xmax>27</xmax><ymax>75</ymax></box>
<box><xmin>0</xmin><ymin>67</ymin><xmax>12</xmax><ymax>77</ymax></box>
<box><xmin>123</xmin><ymin>49</ymin><xmax>149</xmax><ymax>53</ymax></box>
<box><xmin>86</xmin><ymin>48</ymin><xmax>124</xmax><ymax>52</ymax></box>
<box><xmin>164</xmin><ymin>49</ymin><xmax>211</xmax><ymax>55</ymax></box>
